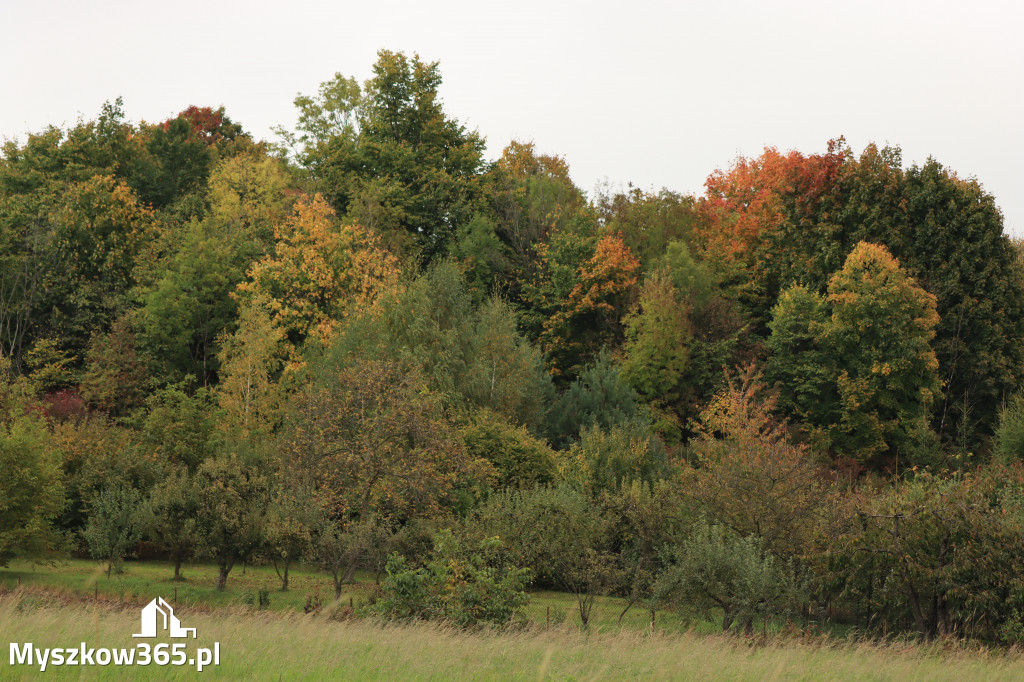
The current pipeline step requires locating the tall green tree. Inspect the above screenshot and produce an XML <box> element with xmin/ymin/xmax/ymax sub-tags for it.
<box><xmin>0</xmin><ymin>415</ymin><xmax>66</xmax><ymax>565</ymax></box>
<box><xmin>900</xmin><ymin>160</ymin><xmax>1024</xmax><ymax>448</ymax></box>
<box><xmin>284</xmin><ymin>51</ymin><xmax>486</xmax><ymax>261</ymax></box>
<box><xmin>824</xmin><ymin>242</ymin><xmax>941</xmax><ymax>464</ymax></box>
<box><xmin>476</xmin><ymin>141</ymin><xmax>589</xmax><ymax>300</ymax></box>
<box><xmin>596</xmin><ymin>186</ymin><xmax>699</xmax><ymax>271</ymax></box>
<box><xmin>765</xmin><ymin>285</ymin><xmax>835</xmax><ymax>434</ymax></box>
<box><xmin>141</xmin><ymin>220</ymin><xmax>243</xmax><ymax>384</ymax></box>
<box><xmin>621</xmin><ymin>240</ymin><xmax>745</xmax><ymax>442</ymax></box>
<box><xmin>698</xmin><ymin>140</ymin><xmax>1024</xmax><ymax>447</ymax></box>
<box><xmin>0</xmin><ymin>100</ymin><xmax>147</xmax><ymax>366</ymax></box>
<box><xmin>48</xmin><ymin>175</ymin><xmax>154</xmax><ymax>358</ymax></box>
<box><xmin>768</xmin><ymin>242</ymin><xmax>942</xmax><ymax>466</ymax></box>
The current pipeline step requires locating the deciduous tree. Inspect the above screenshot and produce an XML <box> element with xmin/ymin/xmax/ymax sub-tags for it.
<box><xmin>194</xmin><ymin>456</ymin><xmax>270</xmax><ymax>591</ymax></box>
<box><xmin>84</xmin><ymin>484</ymin><xmax>149</xmax><ymax>578</ymax></box>
<box><xmin>286</xmin><ymin>360</ymin><xmax>490</xmax><ymax>582</ymax></box>
<box><xmin>147</xmin><ymin>468</ymin><xmax>201</xmax><ymax>580</ymax></box>
<box><xmin>238</xmin><ymin>194</ymin><xmax>400</xmax><ymax>345</ymax></box>
<box><xmin>0</xmin><ymin>415</ymin><xmax>66</xmax><ymax>565</ymax></box>
<box><xmin>823</xmin><ymin>242</ymin><xmax>941</xmax><ymax>465</ymax></box>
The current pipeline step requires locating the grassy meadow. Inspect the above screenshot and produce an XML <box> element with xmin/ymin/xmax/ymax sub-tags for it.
<box><xmin>1</xmin><ymin>560</ymin><xmax>1023</xmax><ymax>680</ymax></box>
<box><xmin>2</xmin><ymin>590</ymin><xmax>1023</xmax><ymax>681</ymax></box>
<box><xmin>0</xmin><ymin>559</ymin><xmax>722</xmax><ymax>634</ymax></box>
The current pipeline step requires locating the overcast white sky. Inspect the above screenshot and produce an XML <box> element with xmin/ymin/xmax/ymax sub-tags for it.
<box><xmin>3</xmin><ymin>0</ymin><xmax>1021</xmax><ymax>234</ymax></box>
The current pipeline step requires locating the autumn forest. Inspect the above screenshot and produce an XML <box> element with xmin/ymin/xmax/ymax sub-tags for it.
<box><xmin>4</xmin><ymin>50</ymin><xmax>1024</xmax><ymax>643</ymax></box>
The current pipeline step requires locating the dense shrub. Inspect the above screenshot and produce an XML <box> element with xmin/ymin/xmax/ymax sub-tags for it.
<box><xmin>828</xmin><ymin>469</ymin><xmax>1024</xmax><ymax>640</ymax></box>
<box><xmin>0</xmin><ymin>415</ymin><xmax>67</xmax><ymax>565</ymax></box>
<box><xmin>467</xmin><ymin>484</ymin><xmax>618</xmax><ymax>626</ymax></box>
<box><xmin>84</xmin><ymin>484</ymin><xmax>150</xmax><ymax>578</ymax></box>
<box><xmin>687</xmin><ymin>365</ymin><xmax>826</xmax><ymax>557</ymax></box>
<box><xmin>656</xmin><ymin>520</ymin><xmax>808</xmax><ymax>633</ymax></box>
<box><xmin>372</xmin><ymin>530</ymin><xmax>530</xmax><ymax>628</ymax></box>
<box><xmin>459</xmin><ymin>410</ymin><xmax>556</xmax><ymax>489</ymax></box>
<box><xmin>559</xmin><ymin>422</ymin><xmax>670</xmax><ymax>494</ymax></box>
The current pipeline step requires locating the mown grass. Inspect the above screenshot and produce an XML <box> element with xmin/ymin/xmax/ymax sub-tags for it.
<box><xmin>0</xmin><ymin>559</ymin><xmax>723</xmax><ymax>633</ymax></box>
<box><xmin>1</xmin><ymin>591</ymin><xmax>1022</xmax><ymax>681</ymax></box>
<box><xmin>0</xmin><ymin>558</ymin><xmax>367</xmax><ymax>613</ymax></box>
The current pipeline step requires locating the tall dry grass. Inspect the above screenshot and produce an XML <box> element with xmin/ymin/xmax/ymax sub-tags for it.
<box><xmin>1</xmin><ymin>591</ymin><xmax>1022</xmax><ymax>680</ymax></box>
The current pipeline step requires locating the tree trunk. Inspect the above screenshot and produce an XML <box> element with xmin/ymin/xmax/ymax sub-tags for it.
<box><xmin>576</xmin><ymin>590</ymin><xmax>594</xmax><ymax>629</ymax></box>
<box><xmin>273</xmin><ymin>559</ymin><xmax>291</xmax><ymax>591</ymax></box>
<box><xmin>618</xmin><ymin>561</ymin><xmax>644</xmax><ymax>624</ymax></box>
<box><xmin>216</xmin><ymin>563</ymin><xmax>231</xmax><ymax>591</ymax></box>
<box><xmin>904</xmin><ymin>582</ymin><xmax>928</xmax><ymax>637</ymax></box>
<box><xmin>333</xmin><ymin>571</ymin><xmax>344</xmax><ymax>601</ymax></box>
<box><xmin>173</xmin><ymin>555</ymin><xmax>183</xmax><ymax>581</ymax></box>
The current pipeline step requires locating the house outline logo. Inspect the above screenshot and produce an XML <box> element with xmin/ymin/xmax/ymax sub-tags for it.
<box><xmin>133</xmin><ymin>597</ymin><xmax>197</xmax><ymax>639</ymax></box>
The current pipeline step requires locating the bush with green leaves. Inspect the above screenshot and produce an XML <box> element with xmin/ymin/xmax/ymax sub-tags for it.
<box><xmin>147</xmin><ymin>467</ymin><xmax>201</xmax><ymax>581</ymax></box>
<box><xmin>372</xmin><ymin>530</ymin><xmax>530</xmax><ymax>628</ymax></box>
<box><xmin>137</xmin><ymin>384</ymin><xmax>216</xmax><ymax>471</ymax></box>
<box><xmin>84</xmin><ymin>484</ymin><xmax>150</xmax><ymax>578</ymax></box>
<box><xmin>600</xmin><ymin>480</ymin><xmax>691</xmax><ymax>620</ymax></box>
<box><xmin>0</xmin><ymin>414</ymin><xmax>67</xmax><ymax>566</ymax></box>
<box><xmin>53</xmin><ymin>416</ymin><xmax>162</xmax><ymax>534</ymax></box>
<box><xmin>467</xmin><ymin>484</ymin><xmax>619</xmax><ymax>627</ymax></box>
<box><xmin>656</xmin><ymin>520</ymin><xmax>809</xmax><ymax>634</ymax></box>
<box><xmin>460</xmin><ymin>410</ymin><xmax>556</xmax><ymax>489</ymax></box>
<box><xmin>558</xmin><ymin>421</ymin><xmax>670</xmax><ymax>494</ymax></box>
<box><xmin>828</xmin><ymin>469</ymin><xmax>1024</xmax><ymax>640</ymax></box>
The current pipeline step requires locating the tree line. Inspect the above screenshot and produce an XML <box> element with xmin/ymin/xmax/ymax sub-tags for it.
<box><xmin>4</xmin><ymin>49</ymin><xmax>1024</xmax><ymax>640</ymax></box>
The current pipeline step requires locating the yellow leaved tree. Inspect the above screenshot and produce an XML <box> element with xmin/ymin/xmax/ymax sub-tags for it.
<box><xmin>236</xmin><ymin>193</ymin><xmax>401</xmax><ymax>345</ymax></box>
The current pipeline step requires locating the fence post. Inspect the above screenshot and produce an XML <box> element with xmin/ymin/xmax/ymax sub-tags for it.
<box><xmin>95</xmin><ymin>584</ymin><xmax>98</xmax><ymax>599</ymax></box>
<box><xmin>174</xmin><ymin>587</ymin><xmax>177</xmax><ymax>605</ymax></box>
<box><xmin>350</xmin><ymin>596</ymin><xmax>354</xmax><ymax>608</ymax></box>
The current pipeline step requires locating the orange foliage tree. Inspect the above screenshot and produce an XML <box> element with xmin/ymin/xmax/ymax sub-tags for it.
<box><xmin>237</xmin><ymin>193</ymin><xmax>401</xmax><ymax>346</ymax></box>
<box><xmin>697</xmin><ymin>141</ymin><xmax>847</xmax><ymax>324</ymax></box>
<box><xmin>538</xmin><ymin>233</ymin><xmax>641</xmax><ymax>381</ymax></box>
